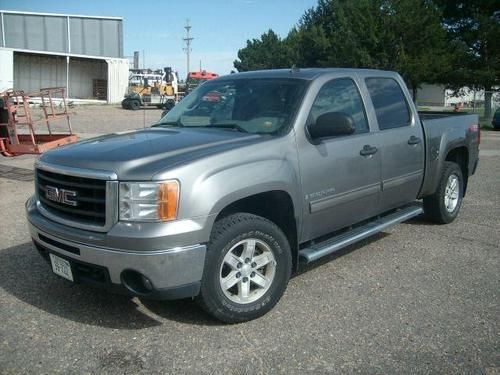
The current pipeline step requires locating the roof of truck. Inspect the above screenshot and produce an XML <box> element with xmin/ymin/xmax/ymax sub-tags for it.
<box><xmin>218</xmin><ymin>68</ymin><xmax>397</xmax><ymax>81</ymax></box>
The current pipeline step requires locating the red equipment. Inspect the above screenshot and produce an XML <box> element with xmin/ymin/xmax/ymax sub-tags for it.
<box><xmin>0</xmin><ymin>87</ymin><xmax>78</xmax><ymax>157</ymax></box>
<box><xmin>187</xmin><ymin>71</ymin><xmax>219</xmax><ymax>80</ymax></box>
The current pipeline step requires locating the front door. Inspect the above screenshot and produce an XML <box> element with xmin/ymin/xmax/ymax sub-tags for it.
<box><xmin>297</xmin><ymin>77</ymin><xmax>382</xmax><ymax>241</ymax></box>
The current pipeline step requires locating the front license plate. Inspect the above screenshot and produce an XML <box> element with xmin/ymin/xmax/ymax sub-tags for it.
<box><xmin>49</xmin><ymin>253</ymin><xmax>74</xmax><ymax>282</ymax></box>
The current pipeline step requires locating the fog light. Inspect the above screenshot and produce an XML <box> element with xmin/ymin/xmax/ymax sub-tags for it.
<box><xmin>121</xmin><ymin>270</ymin><xmax>154</xmax><ymax>295</ymax></box>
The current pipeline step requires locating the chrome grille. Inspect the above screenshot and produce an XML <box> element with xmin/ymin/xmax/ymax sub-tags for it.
<box><xmin>37</xmin><ymin>168</ymin><xmax>107</xmax><ymax>226</ymax></box>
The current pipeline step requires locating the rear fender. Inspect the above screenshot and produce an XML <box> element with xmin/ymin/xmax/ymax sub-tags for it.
<box><xmin>419</xmin><ymin>125</ymin><xmax>468</xmax><ymax>197</ymax></box>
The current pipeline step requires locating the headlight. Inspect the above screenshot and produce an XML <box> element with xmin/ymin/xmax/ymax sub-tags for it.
<box><xmin>119</xmin><ymin>180</ymin><xmax>179</xmax><ymax>222</ymax></box>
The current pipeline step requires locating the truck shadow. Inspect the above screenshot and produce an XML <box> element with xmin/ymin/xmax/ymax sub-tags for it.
<box><xmin>0</xmin><ymin>242</ymin><xmax>223</xmax><ymax>327</ymax></box>
<box><xmin>404</xmin><ymin>215</ymin><xmax>438</xmax><ymax>226</ymax></box>
<box><xmin>144</xmin><ymin>233</ymin><xmax>395</xmax><ymax>325</ymax></box>
<box><xmin>0</xmin><ymin>242</ymin><xmax>164</xmax><ymax>330</ymax></box>
<box><xmin>139</xmin><ymin>299</ymin><xmax>222</xmax><ymax>326</ymax></box>
<box><xmin>295</xmin><ymin>232</ymin><xmax>390</xmax><ymax>276</ymax></box>
<box><xmin>0</xmin><ymin>230</ymin><xmax>416</xmax><ymax>328</ymax></box>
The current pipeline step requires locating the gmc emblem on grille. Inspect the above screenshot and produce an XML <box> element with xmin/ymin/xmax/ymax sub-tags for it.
<box><xmin>45</xmin><ymin>185</ymin><xmax>78</xmax><ymax>206</ymax></box>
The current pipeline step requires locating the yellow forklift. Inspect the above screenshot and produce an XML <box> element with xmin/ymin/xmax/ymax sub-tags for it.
<box><xmin>121</xmin><ymin>67</ymin><xmax>180</xmax><ymax>111</ymax></box>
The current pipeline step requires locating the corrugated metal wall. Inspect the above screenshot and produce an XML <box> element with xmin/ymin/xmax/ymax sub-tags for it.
<box><xmin>1</xmin><ymin>11</ymin><xmax>122</xmax><ymax>58</ymax></box>
<box><xmin>106</xmin><ymin>59</ymin><xmax>129</xmax><ymax>103</ymax></box>
<box><xmin>2</xmin><ymin>11</ymin><xmax>128</xmax><ymax>102</ymax></box>
<box><xmin>69</xmin><ymin>57</ymin><xmax>107</xmax><ymax>99</ymax></box>
<box><xmin>0</xmin><ymin>49</ymin><xmax>14</xmax><ymax>91</ymax></box>
<box><xmin>13</xmin><ymin>53</ymin><xmax>107</xmax><ymax>99</ymax></box>
<box><xmin>3</xmin><ymin>13</ymin><xmax>68</xmax><ymax>53</ymax></box>
<box><xmin>0</xmin><ymin>14</ymin><xmax>4</xmax><ymax>46</ymax></box>
<box><xmin>14</xmin><ymin>53</ymin><xmax>67</xmax><ymax>92</ymax></box>
<box><xmin>70</xmin><ymin>17</ymin><xmax>122</xmax><ymax>57</ymax></box>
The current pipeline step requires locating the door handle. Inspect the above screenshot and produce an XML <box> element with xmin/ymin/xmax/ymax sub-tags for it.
<box><xmin>408</xmin><ymin>136</ymin><xmax>421</xmax><ymax>145</ymax></box>
<box><xmin>360</xmin><ymin>145</ymin><xmax>378</xmax><ymax>156</ymax></box>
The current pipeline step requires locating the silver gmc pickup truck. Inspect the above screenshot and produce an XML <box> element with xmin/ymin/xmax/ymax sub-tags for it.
<box><xmin>26</xmin><ymin>68</ymin><xmax>480</xmax><ymax>323</ymax></box>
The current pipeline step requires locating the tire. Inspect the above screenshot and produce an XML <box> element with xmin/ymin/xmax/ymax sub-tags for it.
<box><xmin>196</xmin><ymin>213</ymin><xmax>292</xmax><ymax>323</ymax></box>
<box><xmin>121</xmin><ymin>99</ymin><xmax>130</xmax><ymax>109</ymax></box>
<box><xmin>164</xmin><ymin>99</ymin><xmax>176</xmax><ymax>111</ymax></box>
<box><xmin>129</xmin><ymin>100</ymin><xmax>140</xmax><ymax>110</ymax></box>
<box><xmin>423</xmin><ymin>161</ymin><xmax>464</xmax><ymax>224</ymax></box>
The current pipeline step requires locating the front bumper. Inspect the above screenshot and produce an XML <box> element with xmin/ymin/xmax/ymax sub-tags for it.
<box><xmin>27</xmin><ymin>198</ymin><xmax>207</xmax><ymax>300</ymax></box>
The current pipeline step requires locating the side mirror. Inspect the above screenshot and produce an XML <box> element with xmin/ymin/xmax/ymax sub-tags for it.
<box><xmin>307</xmin><ymin>112</ymin><xmax>355</xmax><ymax>141</ymax></box>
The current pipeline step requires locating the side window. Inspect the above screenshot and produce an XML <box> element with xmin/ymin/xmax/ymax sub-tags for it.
<box><xmin>309</xmin><ymin>78</ymin><xmax>369</xmax><ymax>135</ymax></box>
<box><xmin>365</xmin><ymin>78</ymin><xmax>411</xmax><ymax>130</ymax></box>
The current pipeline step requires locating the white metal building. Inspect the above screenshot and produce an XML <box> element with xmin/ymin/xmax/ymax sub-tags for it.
<box><xmin>0</xmin><ymin>10</ymin><xmax>129</xmax><ymax>103</ymax></box>
<box><xmin>416</xmin><ymin>84</ymin><xmax>492</xmax><ymax>108</ymax></box>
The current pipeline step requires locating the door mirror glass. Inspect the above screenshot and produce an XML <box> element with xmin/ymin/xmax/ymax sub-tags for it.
<box><xmin>308</xmin><ymin>112</ymin><xmax>355</xmax><ymax>140</ymax></box>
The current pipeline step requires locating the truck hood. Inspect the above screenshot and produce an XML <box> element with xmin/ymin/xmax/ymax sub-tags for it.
<box><xmin>40</xmin><ymin>127</ymin><xmax>262</xmax><ymax>180</ymax></box>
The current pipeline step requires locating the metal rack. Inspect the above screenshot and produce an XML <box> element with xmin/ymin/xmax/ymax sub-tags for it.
<box><xmin>0</xmin><ymin>87</ymin><xmax>78</xmax><ymax>157</ymax></box>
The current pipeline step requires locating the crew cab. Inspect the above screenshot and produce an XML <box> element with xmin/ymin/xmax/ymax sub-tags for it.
<box><xmin>26</xmin><ymin>68</ymin><xmax>480</xmax><ymax>323</ymax></box>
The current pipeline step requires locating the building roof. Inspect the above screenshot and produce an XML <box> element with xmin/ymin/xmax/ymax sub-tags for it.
<box><xmin>0</xmin><ymin>9</ymin><xmax>122</xmax><ymax>20</ymax></box>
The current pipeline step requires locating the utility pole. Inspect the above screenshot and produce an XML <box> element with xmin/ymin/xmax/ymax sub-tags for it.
<box><xmin>183</xmin><ymin>19</ymin><xmax>193</xmax><ymax>76</ymax></box>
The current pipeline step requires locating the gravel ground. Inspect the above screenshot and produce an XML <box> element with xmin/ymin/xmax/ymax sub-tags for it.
<box><xmin>0</xmin><ymin>106</ymin><xmax>498</xmax><ymax>374</ymax></box>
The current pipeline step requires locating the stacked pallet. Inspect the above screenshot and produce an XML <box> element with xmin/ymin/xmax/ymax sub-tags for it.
<box><xmin>92</xmin><ymin>79</ymin><xmax>108</xmax><ymax>100</ymax></box>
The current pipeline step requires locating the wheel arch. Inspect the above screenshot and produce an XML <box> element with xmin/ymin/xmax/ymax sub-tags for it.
<box><xmin>214</xmin><ymin>190</ymin><xmax>300</xmax><ymax>271</ymax></box>
<box><xmin>444</xmin><ymin>146</ymin><xmax>469</xmax><ymax>196</ymax></box>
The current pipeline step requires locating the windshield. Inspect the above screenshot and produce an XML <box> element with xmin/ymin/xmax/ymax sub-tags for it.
<box><xmin>156</xmin><ymin>78</ymin><xmax>307</xmax><ymax>135</ymax></box>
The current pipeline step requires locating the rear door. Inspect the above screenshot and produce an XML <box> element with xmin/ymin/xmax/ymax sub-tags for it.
<box><xmin>297</xmin><ymin>77</ymin><xmax>381</xmax><ymax>241</ymax></box>
<box><xmin>364</xmin><ymin>77</ymin><xmax>424</xmax><ymax>211</ymax></box>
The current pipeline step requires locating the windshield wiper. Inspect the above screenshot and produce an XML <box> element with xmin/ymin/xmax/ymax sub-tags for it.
<box><xmin>153</xmin><ymin>120</ymin><xmax>184</xmax><ymax>128</ymax></box>
<box><xmin>207</xmin><ymin>123</ymin><xmax>248</xmax><ymax>133</ymax></box>
<box><xmin>153</xmin><ymin>121</ymin><xmax>248</xmax><ymax>133</ymax></box>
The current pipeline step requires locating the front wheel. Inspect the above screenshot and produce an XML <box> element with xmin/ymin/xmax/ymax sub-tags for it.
<box><xmin>121</xmin><ymin>99</ymin><xmax>130</xmax><ymax>109</ymax></box>
<box><xmin>196</xmin><ymin>213</ymin><xmax>292</xmax><ymax>323</ymax></box>
<box><xmin>424</xmin><ymin>161</ymin><xmax>464</xmax><ymax>224</ymax></box>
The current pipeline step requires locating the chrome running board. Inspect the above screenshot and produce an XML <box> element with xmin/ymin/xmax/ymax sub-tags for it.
<box><xmin>299</xmin><ymin>204</ymin><xmax>423</xmax><ymax>264</ymax></box>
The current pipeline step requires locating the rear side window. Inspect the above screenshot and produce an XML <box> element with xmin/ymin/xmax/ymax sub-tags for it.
<box><xmin>365</xmin><ymin>78</ymin><xmax>411</xmax><ymax>130</ymax></box>
<box><xmin>309</xmin><ymin>78</ymin><xmax>369</xmax><ymax>134</ymax></box>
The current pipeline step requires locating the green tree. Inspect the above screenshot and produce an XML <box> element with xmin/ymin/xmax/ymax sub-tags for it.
<box><xmin>233</xmin><ymin>30</ymin><xmax>294</xmax><ymax>72</ymax></box>
<box><xmin>437</xmin><ymin>0</ymin><xmax>500</xmax><ymax>118</ymax></box>
<box><xmin>296</xmin><ymin>0</ymin><xmax>450</xmax><ymax>100</ymax></box>
<box><xmin>234</xmin><ymin>0</ymin><xmax>452</xmax><ymax>102</ymax></box>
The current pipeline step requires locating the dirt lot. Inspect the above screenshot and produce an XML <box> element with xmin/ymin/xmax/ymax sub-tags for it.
<box><xmin>0</xmin><ymin>105</ymin><xmax>499</xmax><ymax>374</ymax></box>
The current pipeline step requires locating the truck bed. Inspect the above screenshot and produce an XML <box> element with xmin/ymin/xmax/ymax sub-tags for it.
<box><xmin>418</xmin><ymin>111</ymin><xmax>473</xmax><ymax>120</ymax></box>
<box><xmin>418</xmin><ymin>112</ymin><xmax>480</xmax><ymax>198</ymax></box>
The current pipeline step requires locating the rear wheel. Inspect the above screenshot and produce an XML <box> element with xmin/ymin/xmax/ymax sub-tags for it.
<box><xmin>424</xmin><ymin>161</ymin><xmax>463</xmax><ymax>224</ymax></box>
<box><xmin>196</xmin><ymin>213</ymin><xmax>292</xmax><ymax>323</ymax></box>
<box><xmin>129</xmin><ymin>100</ymin><xmax>140</xmax><ymax>110</ymax></box>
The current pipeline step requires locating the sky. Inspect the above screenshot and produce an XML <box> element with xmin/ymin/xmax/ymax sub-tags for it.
<box><xmin>0</xmin><ymin>0</ymin><xmax>317</xmax><ymax>77</ymax></box>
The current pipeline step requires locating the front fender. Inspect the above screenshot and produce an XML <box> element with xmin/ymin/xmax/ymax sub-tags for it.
<box><xmin>192</xmin><ymin>157</ymin><xmax>302</xmax><ymax>219</ymax></box>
